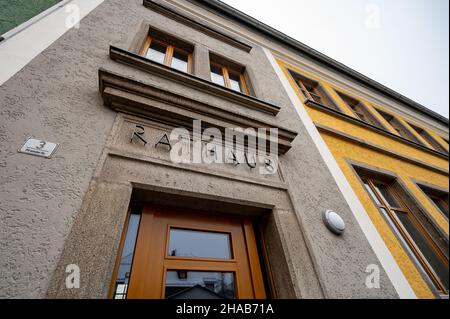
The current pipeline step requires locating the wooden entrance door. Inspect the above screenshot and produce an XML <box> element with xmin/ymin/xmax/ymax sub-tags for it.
<box><xmin>112</xmin><ymin>205</ymin><xmax>266</xmax><ymax>299</ymax></box>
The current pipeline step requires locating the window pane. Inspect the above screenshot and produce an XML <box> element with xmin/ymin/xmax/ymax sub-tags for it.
<box><xmin>304</xmin><ymin>83</ymin><xmax>315</xmax><ymax>92</ymax></box>
<box><xmin>171</xmin><ymin>50</ymin><xmax>189</xmax><ymax>73</ymax></box>
<box><xmin>394</xmin><ymin>211</ymin><xmax>449</xmax><ymax>292</ymax></box>
<box><xmin>210</xmin><ymin>65</ymin><xmax>225</xmax><ymax>86</ymax></box>
<box><xmin>442</xmin><ymin>137</ymin><xmax>449</xmax><ymax>146</ymax></box>
<box><xmin>430</xmin><ymin>197</ymin><xmax>449</xmax><ymax>219</ymax></box>
<box><xmin>311</xmin><ymin>86</ymin><xmax>339</xmax><ymax>110</ymax></box>
<box><xmin>378</xmin><ymin>111</ymin><xmax>419</xmax><ymax>143</ymax></box>
<box><xmin>309</xmin><ymin>92</ymin><xmax>324</xmax><ymax>104</ymax></box>
<box><xmin>165</xmin><ymin>271</ymin><xmax>235</xmax><ymax>299</ymax></box>
<box><xmin>146</xmin><ymin>41</ymin><xmax>166</xmax><ymax>64</ymax></box>
<box><xmin>364</xmin><ymin>182</ymin><xmax>382</xmax><ymax>206</ymax></box>
<box><xmin>112</xmin><ymin>211</ymin><xmax>142</xmax><ymax>299</ymax></box>
<box><xmin>410</xmin><ymin>125</ymin><xmax>447</xmax><ymax>153</ymax></box>
<box><xmin>350</xmin><ymin>104</ymin><xmax>368</xmax><ymax>122</ymax></box>
<box><xmin>301</xmin><ymin>89</ymin><xmax>309</xmax><ymax>99</ymax></box>
<box><xmin>168</xmin><ymin>228</ymin><xmax>232</xmax><ymax>259</ymax></box>
<box><xmin>229</xmin><ymin>72</ymin><xmax>243</xmax><ymax>93</ymax></box>
<box><xmin>393</xmin><ymin>123</ymin><xmax>418</xmax><ymax>143</ymax></box>
<box><xmin>373</xmin><ymin>183</ymin><xmax>401</xmax><ymax>208</ymax></box>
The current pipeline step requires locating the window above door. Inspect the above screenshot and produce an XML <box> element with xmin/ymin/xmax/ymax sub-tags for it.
<box><xmin>139</xmin><ymin>29</ymin><xmax>194</xmax><ymax>74</ymax></box>
<box><xmin>209</xmin><ymin>53</ymin><xmax>250</xmax><ymax>95</ymax></box>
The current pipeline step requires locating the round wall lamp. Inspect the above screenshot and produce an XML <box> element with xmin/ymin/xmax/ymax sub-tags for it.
<box><xmin>323</xmin><ymin>210</ymin><xmax>346</xmax><ymax>235</ymax></box>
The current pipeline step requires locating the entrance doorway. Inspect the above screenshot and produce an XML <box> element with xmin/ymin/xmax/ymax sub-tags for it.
<box><xmin>110</xmin><ymin>205</ymin><xmax>267</xmax><ymax>299</ymax></box>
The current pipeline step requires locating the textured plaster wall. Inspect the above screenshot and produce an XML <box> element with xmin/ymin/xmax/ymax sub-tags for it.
<box><xmin>0</xmin><ymin>0</ymin><xmax>121</xmax><ymax>299</ymax></box>
<box><xmin>1</xmin><ymin>0</ymin><xmax>399</xmax><ymax>298</ymax></box>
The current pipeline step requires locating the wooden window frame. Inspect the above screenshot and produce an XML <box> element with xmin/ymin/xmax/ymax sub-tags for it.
<box><xmin>164</xmin><ymin>224</ymin><xmax>236</xmax><ymax>262</ymax></box>
<box><xmin>296</xmin><ymin>78</ymin><xmax>338</xmax><ymax>111</ymax></box>
<box><xmin>210</xmin><ymin>61</ymin><xmax>249</xmax><ymax>95</ymax></box>
<box><xmin>139</xmin><ymin>36</ymin><xmax>193</xmax><ymax>74</ymax></box>
<box><xmin>428</xmin><ymin>194</ymin><xmax>449</xmax><ymax>218</ymax></box>
<box><xmin>417</xmin><ymin>184</ymin><xmax>450</xmax><ymax>220</ymax></box>
<box><xmin>408</xmin><ymin>123</ymin><xmax>448</xmax><ymax>154</ymax></box>
<box><xmin>352</xmin><ymin>106</ymin><xmax>375</xmax><ymax>125</ymax></box>
<box><xmin>297</xmin><ymin>80</ymin><xmax>317</xmax><ymax>102</ymax></box>
<box><xmin>375</xmin><ymin>109</ymin><xmax>421</xmax><ymax>143</ymax></box>
<box><xmin>336</xmin><ymin>91</ymin><xmax>383</xmax><ymax>128</ymax></box>
<box><xmin>364</xmin><ymin>178</ymin><xmax>449</xmax><ymax>294</ymax></box>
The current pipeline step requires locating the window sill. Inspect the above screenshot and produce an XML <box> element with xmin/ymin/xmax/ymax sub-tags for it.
<box><xmin>109</xmin><ymin>46</ymin><xmax>281</xmax><ymax>116</ymax></box>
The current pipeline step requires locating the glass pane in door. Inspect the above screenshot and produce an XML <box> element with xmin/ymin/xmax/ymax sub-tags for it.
<box><xmin>165</xmin><ymin>271</ymin><xmax>235</xmax><ymax>299</ymax></box>
<box><xmin>112</xmin><ymin>210</ymin><xmax>142</xmax><ymax>299</ymax></box>
<box><xmin>168</xmin><ymin>228</ymin><xmax>232</xmax><ymax>259</ymax></box>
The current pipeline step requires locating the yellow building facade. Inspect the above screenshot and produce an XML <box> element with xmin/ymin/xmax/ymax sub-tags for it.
<box><xmin>277</xmin><ymin>58</ymin><xmax>449</xmax><ymax>299</ymax></box>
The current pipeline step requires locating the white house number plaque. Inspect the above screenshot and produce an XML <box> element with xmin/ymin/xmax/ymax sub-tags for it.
<box><xmin>19</xmin><ymin>138</ymin><xmax>59</xmax><ymax>159</ymax></box>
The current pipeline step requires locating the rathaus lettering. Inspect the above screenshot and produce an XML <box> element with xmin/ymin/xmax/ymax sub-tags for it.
<box><xmin>129</xmin><ymin>121</ymin><xmax>279</xmax><ymax>175</ymax></box>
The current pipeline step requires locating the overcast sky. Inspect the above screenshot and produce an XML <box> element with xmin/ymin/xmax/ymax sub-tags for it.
<box><xmin>220</xmin><ymin>0</ymin><xmax>449</xmax><ymax>119</ymax></box>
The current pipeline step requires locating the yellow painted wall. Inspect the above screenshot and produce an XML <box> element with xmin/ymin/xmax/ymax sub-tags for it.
<box><xmin>277</xmin><ymin>58</ymin><xmax>449</xmax><ymax>299</ymax></box>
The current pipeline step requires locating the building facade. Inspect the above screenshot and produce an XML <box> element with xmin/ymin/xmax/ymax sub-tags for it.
<box><xmin>0</xmin><ymin>0</ymin><xmax>447</xmax><ymax>299</ymax></box>
<box><xmin>276</xmin><ymin>59</ymin><xmax>449</xmax><ymax>299</ymax></box>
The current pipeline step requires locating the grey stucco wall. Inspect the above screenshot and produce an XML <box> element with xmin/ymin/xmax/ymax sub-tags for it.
<box><xmin>0</xmin><ymin>0</ymin><xmax>398</xmax><ymax>298</ymax></box>
<box><xmin>0</xmin><ymin>0</ymin><xmax>120</xmax><ymax>299</ymax></box>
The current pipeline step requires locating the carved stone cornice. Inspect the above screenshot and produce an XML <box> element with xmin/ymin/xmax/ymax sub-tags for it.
<box><xmin>99</xmin><ymin>68</ymin><xmax>297</xmax><ymax>155</ymax></box>
<box><xmin>109</xmin><ymin>46</ymin><xmax>281</xmax><ymax>116</ymax></box>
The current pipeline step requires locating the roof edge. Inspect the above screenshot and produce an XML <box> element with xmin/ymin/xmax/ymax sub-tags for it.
<box><xmin>188</xmin><ymin>0</ymin><xmax>449</xmax><ymax>126</ymax></box>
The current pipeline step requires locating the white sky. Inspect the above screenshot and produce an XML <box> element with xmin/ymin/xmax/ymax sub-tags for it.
<box><xmin>220</xmin><ymin>0</ymin><xmax>449</xmax><ymax>119</ymax></box>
